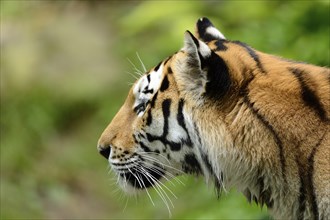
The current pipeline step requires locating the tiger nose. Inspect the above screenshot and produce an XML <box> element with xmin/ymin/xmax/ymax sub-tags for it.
<box><xmin>98</xmin><ymin>145</ymin><xmax>111</xmax><ymax>160</ymax></box>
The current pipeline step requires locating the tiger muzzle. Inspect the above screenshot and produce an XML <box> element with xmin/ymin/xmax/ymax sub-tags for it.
<box><xmin>98</xmin><ymin>145</ymin><xmax>111</xmax><ymax>159</ymax></box>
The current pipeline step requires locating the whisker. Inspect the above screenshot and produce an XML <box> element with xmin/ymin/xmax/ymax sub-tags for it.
<box><xmin>140</xmin><ymin>161</ymin><xmax>185</xmax><ymax>187</ymax></box>
<box><xmin>137</xmin><ymin>166</ymin><xmax>174</xmax><ymax>216</ymax></box>
<box><xmin>122</xmin><ymin>194</ymin><xmax>129</xmax><ymax>213</ymax></box>
<box><xmin>139</xmin><ymin>153</ymin><xmax>185</xmax><ymax>175</ymax></box>
<box><xmin>107</xmin><ymin>165</ymin><xmax>113</xmax><ymax>175</ymax></box>
<box><xmin>140</xmin><ymin>155</ymin><xmax>186</xmax><ymax>185</ymax></box>
<box><xmin>126</xmin><ymin>71</ymin><xmax>139</xmax><ymax>80</ymax></box>
<box><xmin>134</xmin><ymin>69</ymin><xmax>143</xmax><ymax>77</ymax></box>
<box><xmin>127</xmin><ymin>58</ymin><xmax>138</xmax><ymax>71</ymax></box>
<box><xmin>138</xmin><ymin>151</ymin><xmax>172</xmax><ymax>164</ymax></box>
<box><xmin>110</xmin><ymin>186</ymin><xmax>122</xmax><ymax>199</ymax></box>
<box><xmin>141</xmin><ymin>156</ymin><xmax>184</xmax><ymax>175</ymax></box>
<box><xmin>136</xmin><ymin>52</ymin><xmax>147</xmax><ymax>72</ymax></box>
<box><xmin>140</xmin><ymin>160</ymin><xmax>178</xmax><ymax>187</ymax></box>
<box><xmin>126</xmin><ymin>165</ymin><xmax>156</xmax><ymax>206</ymax></box>
<box><xmin>139</xmin><ymin>165</ymin><xmax>178</xmax><ymax>200</ymax></box>
<box><xmin>127</xmin><ymin>81</ymin><xmax>135</xmax><ymax>86</ymax></box>
<box><xmin>136</xmin><ymin>173</ymin><xmax>156</xmax><ymax>206</ymax></box>
<box><xmin>127</xmin><ymin>58</ymin><xmax>144</xmax><ymax>76</ymax></box>
<box><xmin>130</xmin><ymin>162</ymin><xmax>168</xmax><ymax>202</ymax></box>
<box><xmin>144</xmin><ymin>162</ymin><xmax>185</xmax><ymax>189</ymax></box>
<box><xmin>121</xmin><ymin>171</ymin><xmax>128</xmax><ymax>189</ymax></box>
<box><xmin>135</xmin><ymin>166</ymin><xmax>172</xmax><ymax>216</ymax></box>
<box><xmin>136</xmin><ymin>167</ymin><xmax>168</xmax><ymax>205</ymax></box>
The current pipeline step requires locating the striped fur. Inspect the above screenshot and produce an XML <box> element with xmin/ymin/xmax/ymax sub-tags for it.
<box><xmin>98</xmin><ymin>17</ymin><xmax>330</xmax><ymax>219</ymax></box>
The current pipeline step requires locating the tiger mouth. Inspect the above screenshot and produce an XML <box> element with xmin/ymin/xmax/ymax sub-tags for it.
<box><xmin>118</xmin><ymin>165</ymin><xmax>165</xmax><ymax>189</ymax></box>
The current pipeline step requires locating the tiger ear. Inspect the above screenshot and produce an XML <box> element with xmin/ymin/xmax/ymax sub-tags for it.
<box><xmin>175</xmin><ymin>30</ymin><xmax>231</xmax><ymax>102</ymax></box>
<box><xmin>174</xmin><ymin>31</ymin><xmax>211</xmax><ymax>100</ymax></box>
<box><xmin>195</xmin><ymin>17</ymin><xmax>226</xmax><ymax>42</ymax></box>
<box><xmin>183</xmin><ymin>30</ymin><xmax>212</xmax><ymax>69</ymax></box>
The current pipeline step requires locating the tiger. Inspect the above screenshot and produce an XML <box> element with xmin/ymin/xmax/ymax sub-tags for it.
<box><xmin>97</xmin><ymin>17</ymin><xmax>330</xmax><ymax>219</ymax></box>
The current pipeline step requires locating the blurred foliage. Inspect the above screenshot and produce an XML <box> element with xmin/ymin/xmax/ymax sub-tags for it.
<box><xmin>1</xmin><ymin>0</ymin><xmax>329</xmax><ymax>219</ymax></box>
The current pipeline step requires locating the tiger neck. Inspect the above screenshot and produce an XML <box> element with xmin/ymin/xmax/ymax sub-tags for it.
<box><xmin>186</xmin><ymin>106</ymin><xmax>291</xmax><ymax>217</ymax></box>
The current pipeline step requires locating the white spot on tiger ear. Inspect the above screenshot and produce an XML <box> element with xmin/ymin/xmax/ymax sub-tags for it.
<box><xmin>199</xmin><ymin>40</ymin><xmax>211</xmax><ymax>57</ymax></box>
<box><xmin>206</xmin><ymin>26</ymin><xmax>226</xmax><ymax>40</ymax></box>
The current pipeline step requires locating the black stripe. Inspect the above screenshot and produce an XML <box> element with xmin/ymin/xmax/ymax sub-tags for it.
<box><xmin>146</xmin><ymin>133</ymin><xmax>182</xmax><ymax>151</ymax></box>
<box><xmin>214</xmin><ymin>40</ymin><xmax>228</xmax><ymax>51</ymax></box>
<box><xmin>297</xmin><ymin>158</ymin><xmax>307</xmax><ymax>220</ymax></box>
<box><xmin>289</xmin><ymin>67</ymin><xmax>328</xmax><ymax>122</ymax></box>
<box><xmin>167</xmin><ymin>66</ymin><xmax>173</xmax><ymax>74</ymax></box>
<box><xmin>197</xmin><ymin>17</ymin><xmax>219</xmax><ymax>42</ymax></box>
<box><xmin>160</xmin><ymin>75</ymin><xmax>169</xmax><ymax>92</ymax></box>
<box><xmin>205</xmin><ymin>33</ymin><xmax>220</xmax><ymax>42</ymax></box>
<box><xmin>238</xmin><ymin>69</ymin><xmax>255</xmax><ymax>97</ymax></box>
<box><xmin>187</xmin><ymin>30</ymin><xmax>200</xmax><ymax>48</ymax></box>
<box><xmin>201</xmin><ymin>153</ymin><xmax>213</xmax><ymax>176</ymax></box>
<box><xmin>256</xmin><ymin>174</ymin><xmax>264</xmax><ymax>205</ymax></box>
<box><xmin>134</xmin><ymin>131</ymin><xmax>162</xmax><ymax>155</ymax></box>
<box><xmin>112</xmin><ymin>159</ymin><xmax>137</xmax><ymax>167</ymax></box>
<box><xmin>146</xmin><ymin>109</ymin><xmax>152</xmax><ymax>126</ymax></box>
<box><xmin>307</xmin><ymin>133</ymin><xmax>325</xmax><ymax>219</ymax></box>
<box><xmin>243</xmin><ymin>95</ymin><xmax>286</xmax><ymax>183</ymax></box>
<box><xmin>200</xmin><ymin>152</ymin><xmax>222</xmax><ymax>198</ymax></box>
<box><xmin>232</xmin><ymin>41</ymin><xmax>265</xmax><ymax>74</ymax></box>
<box><xmin>139</xmin><ymin>132</ymin><xmax>146</xmax><ymax>140</ymax></box>
<box><xmin>154</xmin><ymin>61</ymin><xmax>162</xmax><ymax>72</ymax></box>
<box><xmin>145</xmin><ymin>99</ymin><xmax>193</xmax><ymax>152</ymax></box>
<box><xmin>182</xmin><ymin>154</ymin><xmax>202</xmax><ymax>175</ymax></box>
<box><xmin>145</xmin><ymin>94</ymin><xmax>155</xmax><ymax>126</ymax></box>
<box><xmin>244</xmin><ymin>189</ymin><xmax>252</xmax><ymax>203</ymax></box>
<box><xmin>133</xmin><ymin>134</ymin><xmax>138</xmax><ymax>144</ymax></box>
<box><xmin>254</xmin><ymin>170</ymin><xmax>273</xmax><ymax>208</ymax></box>
<box><xmin>142</xmin><ymin>88</ymin><xmax>153</xmax><ymax>94</ymax></box>
<box><xmin>204</xmin><ymin>52</ymin><xmax>232</xmax><ymax>100</ymax></box>
<box><xmin>140</xmin><ymin>141</ymin><xmax>151</xmax><ymax>153</ymax></box>
<box><xmin>194</xmin><ymin>122</ymin><xmax>222</xmax><ymax>197</ymax></box>
<box><xmin>203</xmin><ymin>33</ymin><xmax>217</xmax><ymax>42</ymax></box>
<box><xmin>163</xmin><ymin>56</ymin><xmax>172</xmax><ymax>66</ymax></box>
<box><xmin>133</xmin><ymin>103</ymin><xmax>145</xmax><ymax>114</ymax></box>
<box><xmin>162</xmin><ymin>99</ymin><xmax>171</xmax><ymax>137</ymax></box>
<box><xmin>193</xmin><ymin>122</ymin><xmax>203</xmax><ymax>150</ymax></box>
<box><xmin>292</xmin><ymin>131</ymin><xmax>325</xmax><ymax>219</ymax></box>
<box><xmin>177</xmin><ymin>99</ymin><xmax>192</xmax><ymax>147</ymax></box>
<box><xmin>149</xmin><ymin>91</ymin><xmax>158</xmax><ymax>108</ymax></box>
<box><xmin>146</xmin><ymin>74</ymin><xmax>150</xmax><ymax>83</ymax></box>
<box><xmin>146</xmin><ymin>99</ymin><xmax>182</xmax><ymax>151</ymax></box>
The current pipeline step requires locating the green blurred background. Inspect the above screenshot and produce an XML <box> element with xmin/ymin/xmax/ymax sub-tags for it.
<box><xmin>1</xmin><ymin>1</ymin><xmax>329</xmax><ymax>219</ymax></box>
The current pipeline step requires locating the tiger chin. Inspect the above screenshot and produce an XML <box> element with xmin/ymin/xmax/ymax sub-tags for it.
<box><xmin>97</xmin><ymin>17</ymin><xmax>329</xmax><ymax>219</ymax></box>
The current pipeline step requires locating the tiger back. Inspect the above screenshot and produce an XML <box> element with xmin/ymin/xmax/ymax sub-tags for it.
<box><xmin>97</xmin><ymin>17</ymin><xmax>330</xmax><ymax>219</ymax></box>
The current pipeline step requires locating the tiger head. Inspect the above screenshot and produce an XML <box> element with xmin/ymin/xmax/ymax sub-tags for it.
<box><xmin>97</xmin><ymin>17</ymin><xmax>235</xmax><ymax>193</ymax></box>
<box><xmin>97</xmin><ymin>17</ymin><xmax>259</xmax><ymax>193</ymax></box>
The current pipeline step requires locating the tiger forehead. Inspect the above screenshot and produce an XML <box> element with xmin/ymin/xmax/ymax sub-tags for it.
<box><xmin>132</xmin><ymin>62</ymin><xmax>164</xmax><ymax>100</ymax></box>
<box><xmin>132</xmin><ymin>55</ymin><xmax>176</xmax><ymax>99</ymax></box>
